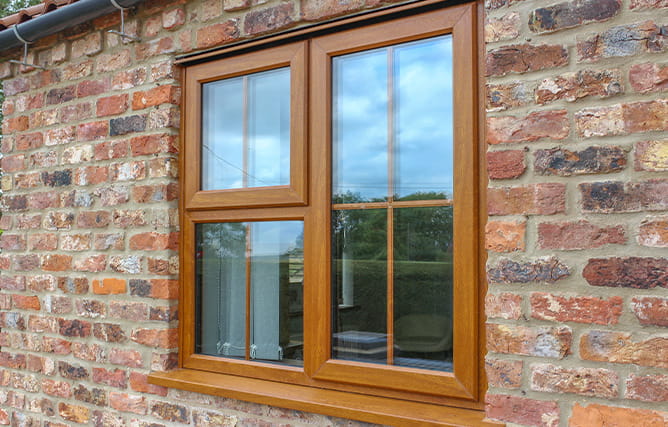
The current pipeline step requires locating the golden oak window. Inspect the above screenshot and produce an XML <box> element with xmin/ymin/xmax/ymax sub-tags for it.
<box><xmin>164</xmin><ymin>2</ymin><xmax>484</xmax><ymax>423</ymax></box>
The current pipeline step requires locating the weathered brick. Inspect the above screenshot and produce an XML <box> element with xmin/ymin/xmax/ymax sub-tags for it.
<box><xmin>487</xmin><ymin>324</ymin><xmax>572</xmax><ymax>358</ymax></box>
<box><xmin>487</xmin><ymin>110</ymin><xmax>569</xmax><ymax>144</ymax></box>
<box><xmin>130</xmin><ymin>133</ymin><xmax>177</xmax><ymax>155</ymax></box>
<box><xmin>92</xmin><ymin>368</ymin><xmax>127</xmax><ymax>388</ymax></box>
<box><xmin>58</xmin><ymin>402</ymin><xmax>90</xmax><ymax>423</ymax></box>
<box><xmin>635</xmin><ymin>140</ymin><xmax>668</xmax><ymax>171</ymax></box>
<box><xmin>486</xmin><ymin>394</ymin><xmax>559</xmax><ymax>427</ymax></box>
<box><xmin>580</xmin><ymin>330</ymin><xmax>668</xmax><ymax>368</ymax></box>
<box><xmin>96</xmin><ymin>49</ymin><xmax>131</xmax><ymax>73</ymax></box>
<box><xmin>150</xmin><ymin>400</ymin><xmax>189</xmax><ymax>423</ymax></box>
<box><xmin>577</xmin><ymin>21</ymin><xmax>667</xmax><ymax>62</ymax></box>
<box><xmin>108</xmin><ymin>301</ymin><xmax>148</xmax><ymax>321</ymax></box>
<box><xmin>129</xmin><ymin>232</ymin><xmax>178</xmax><ymax>251</ymax></box>
<box><xmin>485</xmin><ymin>12</ymin><xmax>520</xmax><ymax>43</ymax></box>
<box><xmin>15</xmin><ymin>132</ymin><xmax>44</xmax><ymax>151</ymax></box>
<box><xmin>131</xmin><ymin>328</ymin><xmax>178</xmax><ymax>349</ymax></box>
<box><xmin>196</xmin><ymin>21</ymin><xmax>239</xmax><ymax>49</ymax></box>
<box><xmin>579</xmin><ymin>180</ymin><xmax>668</xmax><ymax>213</ymax></box>
<box><xmin>629</xmin><ymin>62</ymin><xmax>668</xmax><ymax>93</ymax></box>
<box><xmin>109</xmin><ymin>349</ymin><xmax>143</xmax><ymax>368</ymax></box>
<box><xmin>109</xmin><ymin>392</ymin><xmax>147</xmax><ymax>415</ymax></box>
<box><xmin>73</xmin><ymin>254</ymin><xmax>107</xmax><ymax>273</ymax></box>
<box><xmin>535</xmin><ymin>146</ymin><xmax>626</xmax><ymax>176</ymax></box>
<box><xmin>95</xmin><ymin>185</ymin><xmax>130</xmax><ymax>206</ymax></box>
<box><xmin>626</xmin><ymin>374</ymin><xmax>668</xmax><ymax>402</ymax></box>
<box><xmin>58</xmin><ymin>277</ymin><xmax>89</xmax><ymax>294</ymax></box>
<box><xmin>486</xmin><ymin>44</ymin><xmax>568</xmax><ymax>77</ymax></box>
<box><xmin>488</xmin><ymin>183</ymin><xmax>566</xmax><ymax>216</ymax></box>
<box><xmin>163</xmin><ymin>7</ymin><xmax>186</xmax><ymax>30</ymax></box>
<box><xmin>530</xmin><ymin>293</ymin><xmax>623</xmax><ymax>325</ymax></box>
<box><xmin>583</xmin><ymin>257</ymin><xmax>668</xmax><ymax>288</ymax></box>
<box><xmin>12</xmin><ymin>295</ymin><xmax>41</xmax><ymax>311</ymax></box>
<box><xmin>41</xmin><ymin>254</ymin><xmax>72</xmax><ymax>272</ymax></box>
<box><xmin>58</xmin><ymin>361</ymin><xmax>89</xmax><ymax>380</ymax></box>
<box><xmin>630</xmin><ymin>0</ymin><xmax>668</xmax><ymax>9</ymax></box>
<box><xmin>631</xmin><ymin>297</ymin><xmax>668</xmax><ymax>327</ymax></box>
<box><xmin>570</xmin><ymin>403</ymin><xmax>668</xmax><ymax>427</ymax></box>
<box><xmin>129</xmin><ymin>372</ymin><xmax>168</xmax><ymax>396</ymax></box>
<box><xmin>132</xmin><ymin>183</ymin><xmax>179</xmax><ymax>203</ymax></box>
<box><xmin>71</xmin><ymin>32</ymin><xmax>102</xmax><ymax>57</ymax></box>
<box><xmin>93</xmin><ymin>323</ymin><xmax>127</xmax><ymax>343</ymax></box>
<box><xmin>302</xmin><ymin>0</ymin><xmax>364</xmax><ymax>21</ymax></box>
<box><xmin>94</xmin><ymin>233</ymin><xmax>125</xmax><ymax>251</ymax></box>
<box><xmin>109</xmin><ymin>255</ymin><xmax>142</xmax><ymax>274</ymax></box>
<box><xmin>76</xmin><ymin>299</ymin><xmax>106</xmax><ymax>318</ymax></box>
<box><xmin>529</xmin><ymin>0</ymin><xmax>620</xmax><ymax>33</ymax></box>
<box><xmin>94</xmin><ymin>140</ymin><xmax>129</xmax><ymax>160</ymax></box>
<box><xmin>59</xmin><ymin>319</ymin><xmax>91</xmax><ymax>338</ymax></box>
<box><xmin>77</xmin><ymin>79</ymin><xmax>109</xmax><ymax>98</ymax></box>
<box><xmin>530</xmin><ymin>364</ymin><xmax>618</xmax><ymax>398</ymax></box>
<box><xmin>96</xmin><ymin>94</ymin><xmax>128</xmax><ymax>117</ymax></box>
<box><xmin>111</xmin><ymin>67</ymin><xmax>148</xmax><ymax>90</ymax></box>
<box><xmin>536</xmin><ymin>69</ymin><xmax>623</xmax><ymax>104</ymax></box>
<box><xmin>485</xmin><ymin>220</ymin><xmax>525</xmax><ymax>252</ymax></box>
<box><xmin>77</xmin><ymin>121</ymin><xmax>108</xmax><ymax>141</ymax></box>
<box><xmin>487</xmin><ymin>150</ymin><xmax>525</xmax><ymax>179</ymax></box>
<box><xmin>46</xmin><ymin>85</ymin><xmax>76</xmax><ymax>105</ymax></box>
<box><xmin>244</xmin><ymin>3</ymin><xmax>294</xmax><ymax>35</ymax></box>
<box><xmin>73</xmin><ymin>384</ymin><xmax>106</xmax><ymax>407</ymax></box>
<box><xmin>42</xmin><ymin>379</ymin><xmax>72</xmax><ymax>398</ymax></box>
<box><xmin>485</xmin><ymin>293</ymin><xmax>522</xmax><ymax>320</ymax></box>
<box><xmin>538</xmin><ymin>220</ymin><xmax>625</xmax><ymax>250</ymax></box>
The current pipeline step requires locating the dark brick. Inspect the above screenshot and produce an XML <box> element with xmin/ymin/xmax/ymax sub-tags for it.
<box><xmin>150</xmin><ymin>401</ymin><xmax>189</xmax><ymax>423</ymax></box>
<box><xmin>110</xmin><ymin>115</ymin><xmax>147</xmax><ymax>136</ymax></box>
<box><xmin>244</xmin><ymin>2</ymin><xmax>294</xmax><ymax>35</ymax></box>
<box><xmin>488</xmin><ymin>257</ymin><xmax>571</xmax><ymax>284</ymax></box>
<box><xmin>534</xmin><ymin>146</ymin><xmax>626</xmax><ymax>176</ymax></box>
<box><xmin>58</xmin><ymin>361</ymin><xmax>89</xmax><ymax>380</ymax></box>
<box><xmin>129</xmin><ymin>279</ymin><xmax>151</xmax><ymax>297</ymax></box>
<box><xmin>583</xmin><ymin>257</ymin><xmax>668</xmax><ymax>288</ymax></box>
<box><xmin>41</xmin><ymin>170</ymin><xmax>73</xmax><ymax>187</ymax></box>
<box><xmin>529</xmin><ymin>0</ymin><xmax>621</xmax><ymax>33</ymax></box>
<box><xmin>73</xmin><ymin>384</ymin><xmax>107</xmax><ymax>406</ymax></box>
<box><xmin>93</xmin><ymin>323</ymin><xmax>127</xmax><ymax>343</ymax></box>
<box><xmin>46</xmin><ymin>86</ymin><xmax>76</xmax><ymax>105</ymax></box>
<box><xmin>486</xmin><ymin>44</ymin><xmax>568</xmax><ymax>77</ymax></box>
<box><xmin>59</xmin><ymin>319</ymin><xmax>91</xmax><ymax>337</ymax></box>
<box><xmin>579</xmin><ymin>180</ymin><xmax>668</xmax><ymax>213</ymax></box>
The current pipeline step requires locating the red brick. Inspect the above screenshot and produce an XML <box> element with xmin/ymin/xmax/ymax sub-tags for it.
<box><xmin>132</xmin><ymin>85</ymin><xmax>180</xmax><ymax>110</ymax></box>
<box><xmin>1</xmin><ymin>276</ymin><xmax>25</xmax><ymax>292</ymax></box>
<box><xmin>485</xmin><ymin>293</ymin><xmax>522</xmax><ymax>320</ymax></box>
<box><xmin>12</xmin><ymin>295</ymin><xmax>41</xmax><ymax>311</ymax></box>
<box><xmin>132</xmin><ymin>183</ymin><xmax>179</xmax><ymax>203</ymax></box>
<box><xmin>531</xmin><ymin>293</ymin><xmax>623</xmax><ymax>325</ymax></box>
<box><xmin>487</xmin><ymin>150</ymin><xmax>525</xmax><ymax>179</ymax></box>
<box><xmin>61</xmin><ymin>234</ymin><xmax>92</xmax><ymax>251</ymax></box>
<box><xmin>486</xmin><ymin>394</ymin><xmax>559</xmax><ymax>427</ymax></box>
<box><xmin>0</xmin><ymin>234</ymin><xmax>26</xmax><ymax>251</ymax></box>
<box><xmin>130</xmin><ymin>134</ymin><xmax>177</xmax><ymax>156</ymax></box>
<box><xmin>77</xmin><ymin>121</ymin><xmax>108</xmax><ymax>141</ymax></box>
<box><xmin>485</xmin><ymin>358</ymin><xmax>522</xmax><ymax>389</ymax></box>
<box><xmin>302</xmin><ymin>0</ymin><xmax>364</xmax><ymax>21</ymax></box>
<box><xmin>77</xmin><ymin>79</ymin><xmax>110</xmax><ymax>98</ymax></box>
<box><xmin>94</xmin><ymin>140</ymin><xmax>129</xmax><ymax>160</ymax></box>
<box><xmin>135</xmin><ymin>37</ymin><xmax>177</xmax><ymax>60</ymax></box>
<box><xmin>631</xmin><ymin>297</ymin><xmax>668</xmax><ymax>327</ymax></box>
<box><xmin>150</xmin><ymin>400</ymin><xmax>189</xmax><ymax>423</ymax></box>
<box><xmin>580</xmin><ymin>330</ymin><xmax>668</xmax><ymax>368</ymax></box>
<box><xmin>112</xmin><ymin>68</ymin><xmax>148</xmax><ymax>90</ymax></box>
<box><xmin>96</xmin><ymin>50</ymin><xmax>131</xmax><ymax>73</ymax></box>
<box><xmin>485</xmin><ymin>220</ymin><xmax>525</xmax><ymax>253</ymax></box>
<box><xmin>487</xmin><ymin>323</ymin><xmax>571</xmax><ymax>358</ymax></box>
<box><xmin>531</xmin><ymin>364</ymin><xmax>618</xmax><ymax>398</ymax></box>
<box><xmin>626</xmin><ymin>374</ymin><xmax>668</xmax><ymax>402</ymax></box>
<box><xmin>162</xmin><ymin>8</ymin><xmax>186</xmax><ymax>30</ymax></box>
<box><xmin>486</xmin><ymin>44</ymin><xmax>568</xmax><ymax>77</ymax></box>
<box><xmin>1</xmin><ymin>154</ymin><xmax>25</xmax><ymax>173</ymax></box>
<box><xmin>110</xmin><ymin>161</ymin><xmax>146</xmax><ymax>182</ymax></box>
<box><xmin>4</xmin><ymin>115</ymin><xmax>29</xmax><ymax>132</ymax></box>
<box><xmin>108</xmin><ymin>301</ymin><xmax>149</xmax><ymax>321</ymax></box>
<box><xmin>43</xmin><ymin>337</ymin><xmax>72</xmax><ymax>355</ymax></box>
<box><xmin>13</xmin><ymin>254</ymin><xmax>40</xmax><ymax>272</ymax></box>
<box><xmin>42</xmin><ymin>379</ymin><xmax>72</xmax><ymax>398</ymax></box>
<box><xmin>488</xmin><ymin>183</ymin><xmax>566</xmax><ymax>216</ymax></box>
<box><xmin>629</xmin><ymin>62</ymin><xmax>668</xmax><ymax>93</ymax></box>
<box><xmin>96</xmin><ymin>94</ymin><xmax>128</xmax><ymax>117</ymax></box>
<box><xmin>528</xmin><ymin>0</ymin><xmax>620</xmax><ymax>34</ymax></box>
<box><xmin>73</xmin><ymin>254</ymin><xmax>107</xmax><ymax>273</ymax></box>
<box><xmin>27</xmin><ymin>234</ymin><xmax>58</xmax><ymax>251</ymax></box>
<box><xmin>196</xmin><ymin>21</ymin><xmax>239</xmax><ymax>49</ymax></box>
<box><xmin>538</xmin><ymin>220</ymin><xmax>625</xmax><ymax>250</ymax></box>
<box><xmin>129</xmin><ymin>372</ymin><xmax>168</xmax><ymax>396</ymax></box>
<box><xmin>635</xmin><ymin>140</ymin><xmax>668</xmax><ymax>172</ymax></box>
<box><xmin>570</xmin><ymin>403</ymin><xmax>668</xmax><ymax>427</ymax></box>
<box><xmin>131</xmin><ymin>328</ymin><xmax>178</xmax><ymax>349</ymax></box>
<box><xmin>41</xmin><ymin>254</ymin><xmax>72</xmax><ymax>272</ymax></box>
<box><xmin>630</xmin><ymin>0</ymin><xmax>668</xmax><ymax>8</ymax></box>
<box><xmin>92</xmin><ymin>368</ymin><xmax>127</xmax><ymax>388</ymax></box>
<box><xmin>583</xmin><ymin>257</ymin><xmax>668</xmax><ymax>288</ymax></box>
<box><xmin>74</xmin><ymin>166</ymin><xmax>109</xmax><ymax>185</ymax></box>
<box><xmin>15</xmin><ymin>132</ymin><xmax>44</xmax><ymax>151</ymax></box>
<box><xmin>129</xmin><ymin>232</ymin><xmax>178</xmax><ymax>251</ymax></box>
<box><xmin>109</xmin><ymin>392</ymin><xmax>147</xmax><ymax>415</ymax></box>
<box><xmin>92</xmin><ymin>279</ymin><xmax>126</xmax><ymax>295</ymax></box>
<box><xmin>487</xmin><ymin>110</ymin><xmax>569</xmax><ymax>144</ymax></box>
<box><xmin>109</xmin><ymin>349</ymin><xmax>143</xmax><ymax>368</ymax></box>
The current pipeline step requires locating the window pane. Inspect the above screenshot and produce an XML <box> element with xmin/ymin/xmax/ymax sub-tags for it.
<box><xmin>393</xmin><ymin>206</ymin><xmax>453</xmax><ymax>371</ymax></box>
<box><xmin>201</xmin><ymin>67</ymin><xmax>290</xmax><ymax>191</ymax></box>
<box><xmin>332</xmin><ymin>50</ymin><xmax>388</xmax><ymax>203</ymax></box>
<box><xmin>332</xmin><ymin>209</ymin><xmax>388</xmax><ymax>364</ymax></box>
<box><xmin>394</xmin><ymin>36</ymin><xmax>453</xmax><ymax>200</ymax></box>
<box><xmin>196</xmin><ymin>221</ymin><xmax>304</xmax><ymax>366</ymax></box>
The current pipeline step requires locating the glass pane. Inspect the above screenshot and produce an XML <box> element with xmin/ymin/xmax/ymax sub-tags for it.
<box><xmin>195</xmin><ymin>221</ymin><xmax>304</xmax><ymax>366</ymax></box>
<box><xmin>394</xmin><ymin>36</ymin><xmax>453</xmax><ymax>200</ymax></box>
<box><xmin>332</xmin><ymin>209</ymin><xmax>387</xmax><ymax>364</ymax></box>
<box><xmin>393</xmin><ymin>206</ymin><xmax>453</xmax><ymax>371</ymax></box>
<box><xmin>332</xmin><ymin>50</ymin><xmax>388</xmax><ymax>203</ymax></box>
<box><xmin>201</xmin><ymin>67</ymin><xmax>290</xmax><ymax>191</ymax></box>
<box><xmin>202</xmin><ymin>78</ymin><xmax>244</xmax><ymax>190</ymax></box>
<box><xmin>248</xmin><ymin>69</ymin><xmax>291</xmax><ymax>187</ymax></box>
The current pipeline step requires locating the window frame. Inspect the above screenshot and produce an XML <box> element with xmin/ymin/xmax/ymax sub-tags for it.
<box><xmin>152</xmin><ymin>2</ymin><xmax>490</xmax><ymax>424</ymax></box>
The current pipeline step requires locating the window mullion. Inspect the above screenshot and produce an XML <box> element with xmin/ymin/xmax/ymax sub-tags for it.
<box><xmin>386</xmin><ymin>46</ymin><xmax>395</xmax><ymax>365</ymax></box>
<box><xmin>245</xmin><ymin>223</ymin><xmax>252</xmax><ymax>360</ymax></box>
<box><xmin>242</xmin><ymin>75</ymin><xmax>249</xmax><ymax>188</ymax></box>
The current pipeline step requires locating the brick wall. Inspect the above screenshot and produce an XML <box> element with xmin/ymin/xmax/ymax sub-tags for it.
<box><xmin>0</xmin><ymin>0</ymin><xmax>666</xmax><ymax>425</ymax></box>
<box><xmin>484</xmin><ymin>0</ymin><xmax>668</xmax><ymax>425</ymax></box>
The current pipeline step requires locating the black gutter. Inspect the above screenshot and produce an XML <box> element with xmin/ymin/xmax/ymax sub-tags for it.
<box><xmin>0</xmin><ymin>0</ymin><xmax>144</xmax><ymax>53</ymax></box>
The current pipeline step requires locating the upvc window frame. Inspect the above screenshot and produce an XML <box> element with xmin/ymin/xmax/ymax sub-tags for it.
<box><xmin>151</xmin><ymin>2</ymin><xmax>490</xmax><ymax>424</ymax></box>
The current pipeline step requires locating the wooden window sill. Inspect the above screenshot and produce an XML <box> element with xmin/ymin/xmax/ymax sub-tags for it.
<box><xmin>149</xmin><ymin>369</ymin><xmax>501</xmax><ymax>426</ymax></box>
